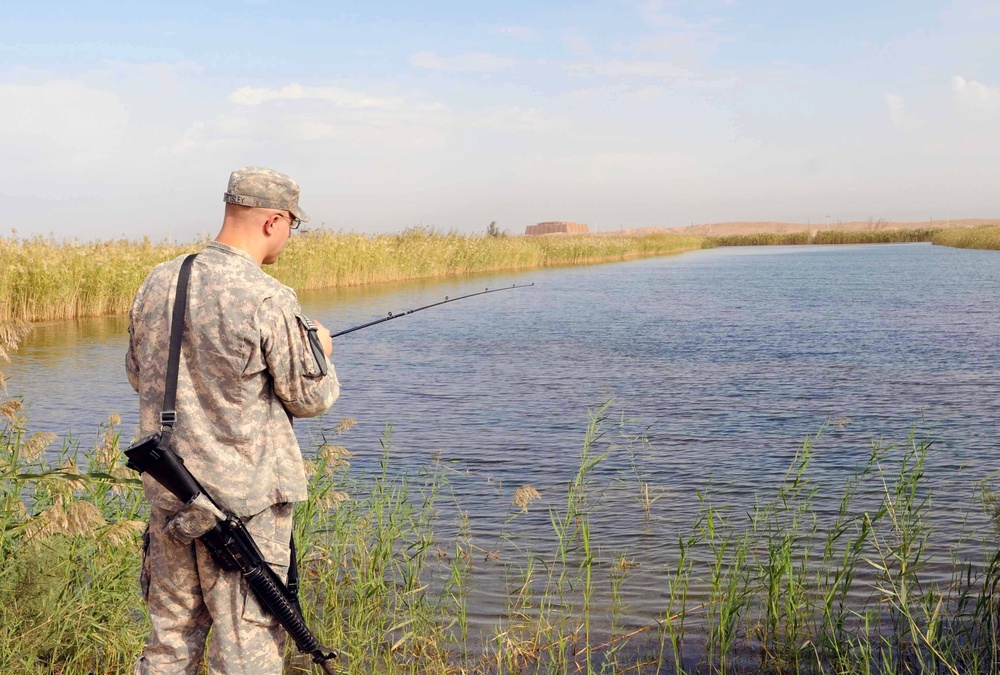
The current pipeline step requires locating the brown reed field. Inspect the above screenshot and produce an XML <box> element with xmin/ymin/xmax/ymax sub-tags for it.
<box><xmin>703</xmin><ymin>232</ymin><xmax>813</xmax><ymax>247</ymax></box>
<box><xmin>4</xmin><ymin>312</ymin><xmax>1000</xmax><ymax>673</ymax></box>
<box><xmin>931</xmin><ymin>225</ymin><xmax>1000</xmax><ymax>250</ymax></box>
<box><xmin>704</xmin><ymin>228</ymin><xmax>941</xmax><ymax>248</ymax></box>
<box><xmin>813</xmin><ymin>227</ymin><xmax>940</xmax><ymax>244</ymax></box>
<box><xmin>0</xmin><ymin>229</ymin><xmax>704</xmax><ymax>323</ymax></box>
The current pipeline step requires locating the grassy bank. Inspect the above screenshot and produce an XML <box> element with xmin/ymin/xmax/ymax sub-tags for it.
<box><xmin>4</xmin><ymin>312</ymin><xmax>1000</xmax><ymax>674</ymax></box>
<box><xmin>705</xmin><ymin>228</ymin><xmax>941</xmax><ymax>248</ymax></box>
<box><xmin>931</xmin><ymin>225</ymin><xmax>1000</xmax><ymax>250</ymax></box>
<box><xmin>4</xmin><ymin>411</ymin><xmax>1000</xmax><ymax>673</ymax></box>
<box><xmin>0</xmin><ymin>230</ymin><xmax>704</xmax><ymax>323</ymax></box>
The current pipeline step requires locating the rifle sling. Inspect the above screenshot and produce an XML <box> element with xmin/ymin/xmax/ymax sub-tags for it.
<box><xmin>159</xmin><ymin>254</ymin><xmax>197</xmax><ymax>446</ymax></box>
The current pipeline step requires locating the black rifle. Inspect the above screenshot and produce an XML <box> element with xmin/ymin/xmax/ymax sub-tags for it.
<box><xmin>126</xmin><ymin>436</ymin><xmax>339</xmax><ymax>673</ymax></box>
<box><xmin>330</xmin><ymin>283</ymin><xmax>534</xmax><ymax>338</ymax></box>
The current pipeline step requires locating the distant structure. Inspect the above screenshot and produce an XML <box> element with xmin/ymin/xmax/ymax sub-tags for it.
<box><xmin>525</xmin><ymin>221</ymin><xmax>590</xmax><ymax>236</ymax></box>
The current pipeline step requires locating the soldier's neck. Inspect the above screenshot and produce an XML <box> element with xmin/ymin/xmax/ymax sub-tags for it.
<box><xmin>215</xmin><ymin>226</ymin><xmax>265</xmax><ymax>266</ymax></box>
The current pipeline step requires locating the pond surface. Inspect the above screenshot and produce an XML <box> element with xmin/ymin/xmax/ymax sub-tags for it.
<box><xmin>7</xmin><ymin>243</ymin><xmax>1000</xmax><ymax>642</ymax></box>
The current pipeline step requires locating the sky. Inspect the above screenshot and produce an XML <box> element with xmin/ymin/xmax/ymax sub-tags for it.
<box><xmin>1</xmin><ymin>0</ymin><xmax>998</xmax><ymax>241</ymax></box>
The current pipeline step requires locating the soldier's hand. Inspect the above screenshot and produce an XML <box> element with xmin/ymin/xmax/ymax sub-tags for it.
<box><xmin>312</xmin><ymin>319</ymin><xmax>334</xmax><ymax>357</ymax></box>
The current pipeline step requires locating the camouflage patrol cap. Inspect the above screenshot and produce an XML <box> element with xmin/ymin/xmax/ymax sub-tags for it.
<box><xmin>223</xmin><ymin>166</ymin><xmax>310</xmax><ymax>222</ymax></box>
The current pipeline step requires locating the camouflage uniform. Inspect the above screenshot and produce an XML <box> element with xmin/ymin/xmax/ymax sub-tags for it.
<box><xmin>138</xmin><ymin>502</ymin><xmax>294</xmax><ymax>674</ymax></box>
<box><xmin>127</xmin><ymin>168</ymin><xmax>338</xmax><ymax>673</ymax></box>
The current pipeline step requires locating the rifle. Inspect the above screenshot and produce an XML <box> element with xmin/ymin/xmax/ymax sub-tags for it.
<box><xmin>126</xmin><ymin>436</ymin><xmax>339</xmax><ymax>673</ymax></box>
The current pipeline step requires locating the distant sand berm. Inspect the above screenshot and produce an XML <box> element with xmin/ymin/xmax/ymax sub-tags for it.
<box><xmin>597</xmin><ymin>219</ymin><xmax>998</xmax><ymax>237</ymax></box>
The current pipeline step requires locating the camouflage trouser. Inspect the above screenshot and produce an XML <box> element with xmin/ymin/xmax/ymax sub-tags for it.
<box><xmin>134</xmin><ymin>502</ymin><xmax>293</xmax><ymax>674</ymax></box>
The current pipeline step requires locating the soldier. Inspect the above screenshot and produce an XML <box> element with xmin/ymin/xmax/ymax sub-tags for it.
<box><xmin>126</xmin><ymin>167</ymin><xmax>340</xmax><ymax>673</ymax></box>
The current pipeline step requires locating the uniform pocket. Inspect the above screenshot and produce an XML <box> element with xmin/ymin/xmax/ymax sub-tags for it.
<box><xmin>164</xmin><ymin>493</ymin><xmax>226</xmax><ymax>546</ymax></box>
<box><xmin>240</xmin><ymin>527</ymin><xmax>291</xmax><ymax>626</ymax></box>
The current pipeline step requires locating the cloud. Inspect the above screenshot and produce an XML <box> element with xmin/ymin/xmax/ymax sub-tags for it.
<box><xmin>637</xmin><ymin>1</ymin><xmax>725</xmax><ymax>36</ymax></box>
<box><xmin>566</xmin><ymin>60</ymin><xmax>735</xmax><ymax>89</ymax></box>
<box><xmin>497</xmin><ymin>25</ymin><xmax>534</xmax><ymax>41</ymax></box>
<box><xmin>98</xmin><ymin>59</ymin><xmax>205</xmax><ymax>75</ymax></box>
<box><xmin>229</xmin><ymin>83</ymin><xmax>397</xmax><ymax>108</ymax></box>
<box><xmin>472</xmin><ymin>106</ymin><xmax>551</xmax><ymax>132</ymax></box>
<box><xmin>638</xmin><ymin>0</ymin><xmax>679</xmax><ymax>28</ymax></box>
<box><xmin>952</xmin><ymin>75</ymin><xmax>1000</xmax><ymax>110</ymax></box>
<box><xmin>631</xmin><ymin>0</ymin><xmax>728</xmax><ymax>61</ymax></box>
<box><xmin>568</xmin><ymin>60</ymin><xmax>697</xmax><ymax>79</ymax></box>
<box><xmin>562</xmin><ymin>33</ymin><xmax>593</xmax><ymax>57</ymax></box>
<box><xmin>167</xmin><ymin>82</ymin><xmax>455</xmax><ymax>155</ymax></box>
<box><xmin>883</xmin><ymin>92</ymin><xmax>912</xmax><ymax>128</ymax></box>
<box><xmin>410</xmin><ymin>51</ymin><xmax>518</xmax><ymax>73</ymax></box>
<box><xmin>0</xmin><ymin>80</ymin><xmax>129</xmax><ymax>167</ymax></box>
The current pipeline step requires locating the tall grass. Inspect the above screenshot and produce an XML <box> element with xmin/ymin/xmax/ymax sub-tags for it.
<box><xmin>932</xmin><ymin>225</ymin><xmax>1000</xmax><ymax>251</ymax></box>
<box><xmin>1</xmin><ymin>323</ymin><xmax>146</xmax><ymax>672</ymax></box>
<box><xmin>813</xmin><ymin>228</ymin><xmax>940</xmax><ymax>245</ymax></box>
<box><xmin>704</xmin><ymin>232</ymin><xmax>813</xmax><ymax>247</ymax></box>
<box><xmin>0</xmin><ymin>237</ymin><xmax>200</xmax><ymax>323</ymax></box>
<box><xmin>705</xmin><ymin>228</ymin><xmax>940</xmax><ymax>248</ymax></box>
<box><xmin>0</xmin><ymin>230</ymin><xmax>704</xmax><ymax>323</ymax></box>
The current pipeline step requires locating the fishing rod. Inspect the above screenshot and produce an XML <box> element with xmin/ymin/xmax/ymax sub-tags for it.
<box><xmin>330</xmin><ymin>283</ymin><xmax>534</xmax><ymax>339</ymax></box>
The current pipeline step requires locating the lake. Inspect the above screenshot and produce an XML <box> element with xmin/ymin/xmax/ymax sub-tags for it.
<box><xmin>6</xmin><ymin>242</ymin><xmax>1000</xmax><ymax>644</ymax></box>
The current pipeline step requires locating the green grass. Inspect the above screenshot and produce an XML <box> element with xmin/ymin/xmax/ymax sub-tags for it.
<box><xmin>0</xmin><ymin>230</ymin><xmax>704</xmax><ymax>323</ymax></box>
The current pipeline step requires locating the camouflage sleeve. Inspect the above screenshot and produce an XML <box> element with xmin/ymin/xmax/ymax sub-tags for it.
<box><xmin>258</xmin><ymin>295</ymin><xmax>340</xmax><ymax>418</ymax></box>
<box><xmin>125</xmin><ymin>286</ymin><xmax>144</xmax><ymax>393</ymax></box>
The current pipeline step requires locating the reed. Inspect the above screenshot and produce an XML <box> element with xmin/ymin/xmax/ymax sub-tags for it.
<box><xmin>932</xmin><ymin>225</ymin><xmax>1000</xmax><ymax>251</ymax></box>
<box><xmin>813</xmin><ymin>228</ymin><xmax>940</xmax><ymax>244</ymax></box>
<box><xmin>0</xmin><ymin>230</ymin><xmax>702</xmax><ymax>323</ymax></box>
<box><xmin>0</xmin><ymin>236</ymin><xmax>201</xmax><ymax>323</ymax></box>
<box><xmin>705</xmin><ymin>228</ymin><xmax>940</xmax><ymax>248</ymax></box>
<box><xmin>704</xmin><ymin>232</ymin><xmax>813</xmax><ymax>247</ymax></box>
